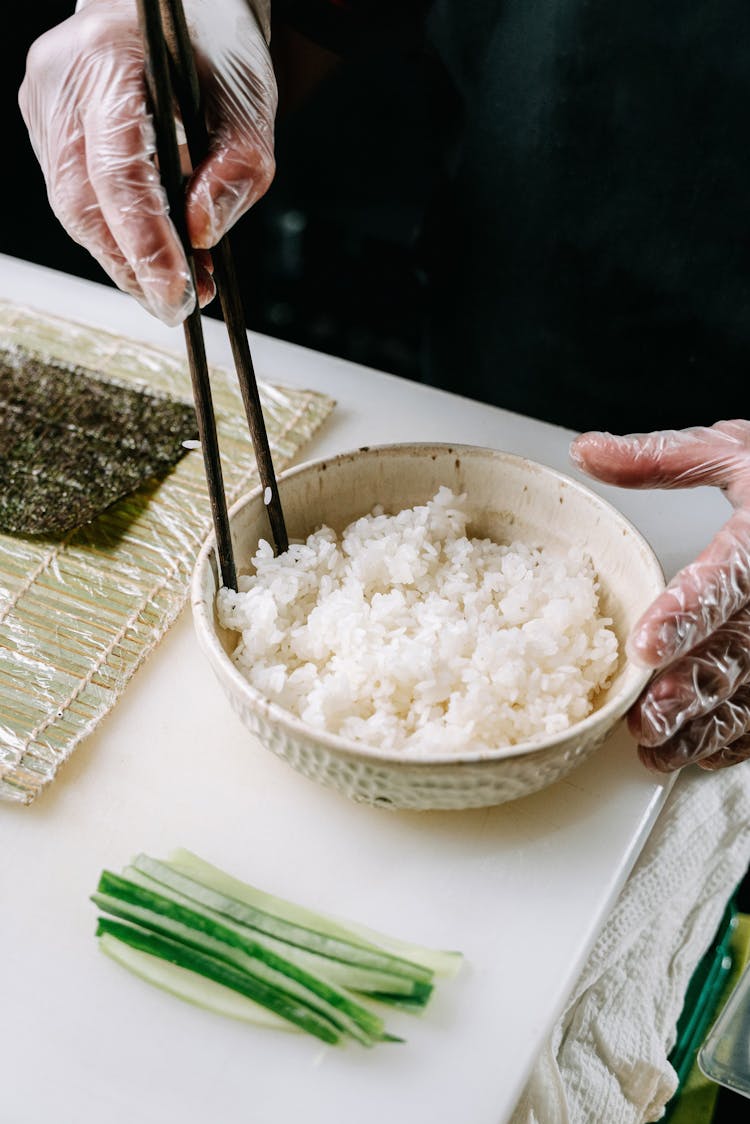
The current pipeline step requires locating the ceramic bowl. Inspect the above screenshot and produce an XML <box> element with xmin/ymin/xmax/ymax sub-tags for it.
<box><xmin>191</xmin><ymin>443</ymin><xmax>664</xmax><ymax>811</ymax></box>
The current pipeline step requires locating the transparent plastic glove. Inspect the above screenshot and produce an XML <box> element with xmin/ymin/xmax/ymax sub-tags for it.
<box><xmin>19</xmin><ymin>0</ymin><xmax>275</xmax><ymax>326</ymax></box>
<box><xmin>570</xmin><ymin>420</ymin><xmax>750</xmax><ymax>774</ymax></box>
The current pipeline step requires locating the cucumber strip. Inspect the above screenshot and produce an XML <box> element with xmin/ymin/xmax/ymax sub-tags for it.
<box><xmin>364</xmin><ymin>993</ymin><xmax>435</xmax><ymax>1012</ymax></box>
<box><xmin>133</xmin><ymin>853</ymin><xmax>433</xmax><ymax>984</ymax></box>
<box><xmin>98</xmin><ymin>932</ymin><xmax>296</xmax><ymax>1031</ymax></box>
<box><xmin>94</xmin><ymin>894</ymin><xmax>378</xmax><ymax>1046</ymax></box>
<box><xmin>168</xmin><ymin>848</ymin><xmax>463</xmax><ymax>978</ymax></box>
<box><xmin>259</xmin><ymin>941</ymin><xmax>431</xmax><ymax>1004</ymax></box>
<box><xmin>96</xmin><ymin>918</ymin><xmax>341</xmax><ymax>1045</ymax></box>
<box><xmin>123</xmin><ymin>865</ymin><xmax>426</xmax><ymax>1002</ymax></box>
<box><xmin>95</xmin><ymin>876</ymin><xmax>387</xmax><ymax>1044</ymax></box>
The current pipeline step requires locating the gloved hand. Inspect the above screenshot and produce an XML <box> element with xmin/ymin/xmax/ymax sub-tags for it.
<box><xmin>570</xmin><ymin>420</ymin><xmax>750</xmax><ymax>774</ymax></box>
<box><xmin>19</xmin><ymin>0</ymin><xmax>275</xmax><ymax>326</ymax></box>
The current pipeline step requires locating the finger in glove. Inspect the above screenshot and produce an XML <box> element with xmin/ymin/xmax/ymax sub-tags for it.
<box><xmin>628</xmin><ymin>604</ymin><xmax>750</xmax><ymax>745</ymax></box>
<box><xmin>19</xmin><ymin>7</ymin><xmax>194</xmax><ymax>325</ymax></box>
<box><xmin>570</xmin><ymin>423</ymin><xmax>750</xmax><ymax>667</ymax></box>
<box><xmin>569</xmin><ymin>422</ymin><xmax>750</xmax><ymax>492</ymax></box>
<box><xmin>695</xmin><ymin>733</ymin><xmax>750</xmax><ymax>772</ymax></box>
<box><xmin>627</xmin><ymin>509</ymin><xmax>750</xmax><ymax>667</ymax></box>
<box><xmin>637</xmin><ymin>684</ymin><xmax>750</xmax><ymax>772</ymax></box>
<box><xmin>83</xmin><ymin>96</ymin><xmax>194</xmax><ymax>324</ymax></box>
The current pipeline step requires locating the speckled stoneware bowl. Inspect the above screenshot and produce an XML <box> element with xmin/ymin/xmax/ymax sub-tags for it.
<box><xmin>191</xmin><ymin>444</ymin><xmax>665</xmax><ymax>811</ymax></box>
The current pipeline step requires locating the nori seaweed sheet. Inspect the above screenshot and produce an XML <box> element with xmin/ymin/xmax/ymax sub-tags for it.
<box><xmin>0</xmin><ymin>344</ymin><xmax>198</xmax><ymax>536</ymax></box>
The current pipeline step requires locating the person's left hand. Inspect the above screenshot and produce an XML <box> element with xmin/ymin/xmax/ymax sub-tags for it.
<box><xmin>570</xmin><ymin>420</ymin><xmax>750</xmax><ymax>773</ymax></box>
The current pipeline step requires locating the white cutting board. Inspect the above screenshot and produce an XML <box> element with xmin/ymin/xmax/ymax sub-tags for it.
<box><xmin>0</xmin><ymin>256</ymin><xmax>725</xmax><ymax>1123</ymax></box>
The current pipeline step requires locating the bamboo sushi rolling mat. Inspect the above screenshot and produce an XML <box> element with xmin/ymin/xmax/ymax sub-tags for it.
<box><xmin>0</xmin><ymin>302</ymin><xmax>335</xmax><ymax>805</ymax></box>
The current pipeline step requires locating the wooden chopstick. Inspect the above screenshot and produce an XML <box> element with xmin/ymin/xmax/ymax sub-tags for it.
<box><xmin>156</xmin><ymin>0</ymin><xmax>288</xmax><ymax>555</ymax></box>
<box><xmin>135</xmin><ymin>0</ymin><xmax>289</xmax><ymax>595</ymax></box>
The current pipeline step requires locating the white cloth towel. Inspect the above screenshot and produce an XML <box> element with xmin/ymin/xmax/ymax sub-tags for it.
<box><xmin>511</xmin><ymin>763</ymin><xmax>750</xmax><ymax>1124</ymax></box>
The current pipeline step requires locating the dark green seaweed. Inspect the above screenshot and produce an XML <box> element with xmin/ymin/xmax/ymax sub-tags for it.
<box><xmin>0</xmin><ymin>344</ymin><xmax>197</xmax><ymax>536</ymax></box>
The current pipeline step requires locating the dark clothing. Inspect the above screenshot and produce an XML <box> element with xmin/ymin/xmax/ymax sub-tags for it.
<box><xmin>274</xmin><ymin>0</ymin><xmax>430</xmax><ymax>53</ymax></box>
<box><xmin>279</xmin><ymin>0</ymin><xmax>750</xmax><ymax>432</ymax></box>
<box><xmin>11</xmin><ymin>3</ymin><xmax>749</xmax><ymax>434</ymax></box>
<box><xmin>423</xmin><ymin>0</ymin><xmax>750</xmax><ymax>431</ymax></box>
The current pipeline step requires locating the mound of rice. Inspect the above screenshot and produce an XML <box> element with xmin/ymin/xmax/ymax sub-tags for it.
<box><xmin>217</xmin><ymin>487</ymin><xmax>618</xmax><ymax>755</ymax></box>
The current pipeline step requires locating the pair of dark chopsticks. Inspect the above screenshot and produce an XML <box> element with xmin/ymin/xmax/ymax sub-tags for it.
<box><xmin>135</xmin><ymin>0</ymin><xmax>288</xmax><ymax>591</ymax></box>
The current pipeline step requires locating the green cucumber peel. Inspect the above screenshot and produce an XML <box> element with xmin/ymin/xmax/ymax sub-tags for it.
<box><xmin>121</xmin><ymin>865</ymin><xmax>426</xmax><ymax>1001</ymax></box>
<box><xmin>93</xmin><ymin>895</ymin><xmax>380</xmax><ymax>1046</ymax></box>
<box><xmin>94</xmin><ymin>875</ymin><xmax>386</xmax><ymax>1043</ymax></box>
<box><xmin>132</xmin><ymin>854</ymin><xmax>433</xmax><ymax>984</ymax></box>
<box><xmin>95</xmin><ymin>918</ymin><xmax>341</xmax><ymax>1045</ymax></box>
<box><xmin>167</xmin><ymin>849</ymin><xmax>463</xmax><ymax>978</ymax></box>
<box><xmin>92</xmin><ymin>851</ymin><xmax>463</xmax><ymax>1048</ymax></box>
<box><xmin>365</xmin><ymin>992</ymin><xmax>434</xmax><ymax>1013</ymax></box>
<box><xmin>98</xmin><ymin>932</ymin><xmax>295</xmax><ymax>1031</ymax></box>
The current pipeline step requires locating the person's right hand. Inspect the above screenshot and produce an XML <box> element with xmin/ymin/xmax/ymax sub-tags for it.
<box><xmin>19</xmin><ymin>0</ymin><xmax>276</xmax><ymax>326</ymax></box>
<box><xmin>571</xmin><ymin>421</ymin><xmax>750</xmax><ymax>774</ymax></box>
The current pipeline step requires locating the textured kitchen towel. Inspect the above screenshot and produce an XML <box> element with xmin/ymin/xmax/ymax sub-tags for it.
<box><xmin>510</xmin><ymin>763</ymin><xmax>750</xmax><ymax>1124</ymax></box>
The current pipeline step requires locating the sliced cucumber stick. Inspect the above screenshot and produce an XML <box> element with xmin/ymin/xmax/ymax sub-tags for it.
<box><xmin>132</xmin><ymin>854</ymin><xmax>432</xmax><ymax>984</ymax></box>
<box><xmin>92</xmin><ymin>850</ymin><xmax>463</xmax><ymax>1048</ymax></box>
<box><xmin>121</xmin><ymin>864</ymin><xmax>425</xmax><ymax>1002</ymax></box>
<box><xmin>92</xmin><ymin>884</ymin><xmax>385</xmax><ymax>1045</ymax></box>
<box><xmin>98</xmin><ymin>932</ymin><xmax>295</xmax><ymax>1032</ymax></box>
<box><xmin>167</xmin><ymin>848</ymin><xmax>463</xmax><ymax>978</ymax></box>
<box><xmin>96</xmin><ymin>918</ymin><xmax>341</xmax><ymax>1045</ymax></box>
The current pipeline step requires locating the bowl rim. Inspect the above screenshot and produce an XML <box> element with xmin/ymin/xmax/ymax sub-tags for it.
<box><xmin>191</xmin><ymin>442</ymin><xmax>665</xmax><ymax>767</ymax></box>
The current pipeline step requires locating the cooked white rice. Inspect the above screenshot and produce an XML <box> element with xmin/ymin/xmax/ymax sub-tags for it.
<box><xmin>217</xmin><ymin>487</ymin><xmax>619</xmax><ymax>755</ymax></box>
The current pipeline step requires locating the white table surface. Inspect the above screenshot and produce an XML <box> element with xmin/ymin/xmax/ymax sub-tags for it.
<box><xmin>0</xmin><ymin>255</ymin><xmax>728</xmax><ymax>1124</ymax></box>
